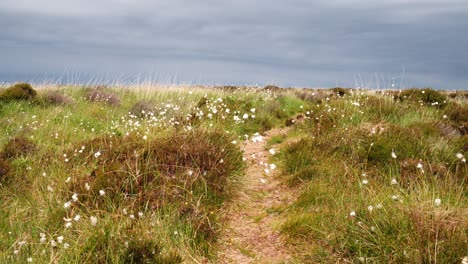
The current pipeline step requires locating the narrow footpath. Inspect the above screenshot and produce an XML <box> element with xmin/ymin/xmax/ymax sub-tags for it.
<box><xmin>216</xmin><ymin>127</ymin><xmax>295</xmax><ymax>263</ymax></box>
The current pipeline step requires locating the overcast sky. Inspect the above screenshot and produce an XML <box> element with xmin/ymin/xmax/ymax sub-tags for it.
<box><xmin>1</xmin><ymin>0</ymin><xmax>467</xmax><ymax>89</ymax></box>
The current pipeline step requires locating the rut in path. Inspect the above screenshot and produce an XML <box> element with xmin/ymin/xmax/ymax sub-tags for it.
<box><xmin>216</xmin><ymin>127</ymin><xmax>295</xmax><ymax>263</ymax></box>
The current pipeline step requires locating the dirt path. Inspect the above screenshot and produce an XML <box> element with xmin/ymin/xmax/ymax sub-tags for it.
<box><xmin>216</xmin><ymin>127</ymin><xmax>295</xmax><ymax>263</ymax></box>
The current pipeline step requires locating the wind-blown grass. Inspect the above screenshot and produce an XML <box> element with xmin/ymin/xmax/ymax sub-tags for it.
<box><xmin>275</xmin><ymin>89</ymin><xmax>467</xmax><ymax>263</ymax></box>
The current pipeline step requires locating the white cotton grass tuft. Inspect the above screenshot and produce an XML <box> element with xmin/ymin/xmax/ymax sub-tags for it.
<box><xmin>63</xmin><ymin>201</ymin><xmax>72</xmax><ymax>209</ymax></box>
<box><xmin>434</xmin><ymin>198</ymin><xmax>441</xmax><ymax>207</ymax></box>
<box><xmin>391</xmin><ymin>178</ymin><xmax>398</xmax><ymax>185</ymax></box>
<box><xmin>99</xmin><ymin>190</ymin><xmax>105</xmax><ymax>196</ymax></box>
<box><xmin>349</xmin><ymin>211</ymin><xmax>356</xmax><ymax>217</ymax></box>
<box><xmin>90</xmin><ymin>216</ymin><xmax>98</xmax><ymax>226</ymax></box>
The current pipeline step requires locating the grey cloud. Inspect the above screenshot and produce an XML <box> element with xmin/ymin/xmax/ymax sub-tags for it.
<box><xmin>0</xmin><ymin>0</ymin><xmax>467</xmax><ymax>88</ymax></box>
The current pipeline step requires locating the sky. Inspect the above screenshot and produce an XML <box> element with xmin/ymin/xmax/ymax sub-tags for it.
<box><xmin>1</xmin><ymin>0</ymin><xmax>467</xmax><ymax>89</ymax></box>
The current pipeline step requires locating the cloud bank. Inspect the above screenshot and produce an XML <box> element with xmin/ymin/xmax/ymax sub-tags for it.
<box><xmin>1</xmin><ymin>0</ymin><xmax>467</xmax><ymax>88</ymax></box>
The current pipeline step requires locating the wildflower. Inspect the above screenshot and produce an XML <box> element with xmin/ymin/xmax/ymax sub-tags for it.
<box><xmin>63</xmin><ymin>243</ymin><xmax>70</xmax><ymax>249</ymax></box>
<box><xmin>268</xmin><ymin>148</ymin><xmax>276</xmax><ymax>155</ymax></box>
<box><xmin>50</xmin><ymin>240</ymin><xmax>57</xmax><ymax>247</ymax></box>
<box><xmin>65</xmin><ymin>177</ymin><xmax>71</xmax><ymax>183</ymax></box>
<box><xmin>242</xmin><ymin>113</ymin><xmax>249</xmax><ymax>119</ymax></box>
<box><xmin>349</xmin><ymin>211</ymin><xmax>356</xmax><ymax>217</ymax></box>
<box><xmin>74</xmin><ymin>215</ymin><xmax>81</xmax><ymax>221</ymax></box>
<box><xmin>376</xmin><ymin>203</ymin><xmax>383</xmax><ymax>209</ymax></box>
<box><xmin>99</xmin><ymin>190</ymin><xmax>105</xmax><ymax>196</ymax></box>
<box><xmin>391</xmin><ymin>151</ymin><xmax>397</xmax><ymax>159</ymax></box>
<box><xmin>416</xmin><ymin>162</ymin><xmax>423</xmax><ymax>169</ymax></box>
<box><xmin>27</xmin><ymin>257</ymin><xmax>33</xmax><ymax>263</ymax></box>
<box><xmin>143</xmin><ymin>135</ymin><xmax>147</xmax><ymax>141</ymax></box>
<box><xmin>47</xmin><ymin>185</ymin><xmax>54</xmax><ymax>192</ymax></box>
<box><xmin>368</xmin><ymin>205</ymin><xmax>374</xmax><ymax>212</ymax></box>
<box><xmin>362</xmin><ymin>179</ymin><xmax>368</xmax><ymax>185</ymax></box>
<box><xmin>434</xmin><ymin>198</ymin><xmax>441</xmax><ymax>207</ymax></box>
<box><xmin>94</xmin><ymin>151</ymin><xmax>101</xmax><ymax>158</ymax></box>
<box><xmin>219</xmin><ymin>159</ymin><xmax>224</xmax><ymax>164</ymax></box>
<box><xmin>13</xmin><ymin>250</ymin><xmax>19</xmax><ymax>255</ymax></box>
<box><xmin>130</xmin><ymin>214</ymin><xmax>135</xmax><ymax>219</ymax></box>
<box><xmin>90</xmin><ymin>216</ymin><xmax>98</xmax><ymax>226</ymax></box>
<box><xmin>85</xmin><ymin>182</ymin><xmax>90</xmax><ymax>191</ymax></box>
<box><xmin>231</xmin><ymin>140</ymin><xmax>237</xmax><ymax>144</ymax></box>
<box><xmin>122</xmin><ymin>208</ymin><xmax>128</xmax><ymax>215</ymax></box>
<box><xmin>260</xmin><ymin>178</ymin><xmax>267</xmax><ymax>184</ymax></box>
<box><xmin>72</xmin><ymin>193</ymin><xmax>78</xmax><ymax>202</ymax></box>
<box><xmin>391</xmin><ymin>179</ymin><xmax>398</xmax><ymax>185</ymax></box>
<box><xmin>138</xmin><ymin>212</ymin><xmax>144</xmax><ymax>218</ymax></box>
<box><xmin>57</xmin><ymin>236</ymin><xmax>64</xmax><ymax>244</ymax></box>
<box><xmin>391</xmin><ymin>195</ymin><xmax>399</xmax><ymax>201</ymax></box>
<box><xmin>250</xmin><ymin>108</ymin><xmax>256</xmax><ymax>113</ymax></box>
<box><xmin>187</xmin><ymin>170</ymin><xmax>193</xmax><ymax>176</ymax></box>
<box><xmin>65</xmin><ymin>222</ymin><xmax>72</xmax><ymax>228</ymax></box>
<box><xmin>456</xmin><ymin>153</ymin><xmax>464</xmax><ymax>159</ymax></box>
<box><xmin>370</xmin><ymin>226</ymin><xmax>376</xmax><ymax>232</ymax></box>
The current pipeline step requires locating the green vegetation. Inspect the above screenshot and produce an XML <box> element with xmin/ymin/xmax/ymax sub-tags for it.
<box><xmin>0</xmin><ymin>83</ymin><xmax>465</xmax><ymax>263</ymax></box>
<box><xmin>0</xmin><ymin>83</ymin><xmax>37</xmax><ymax>101</ymax></box>
<box><xmin>275</xmin><ymin>88</ymin><xmax>467</xmax><ymax>263</ymax></box>
<box><xmin>0</xmin><ymin>83</ymin><xmax>305</xmax><ymax>263</ymax></box>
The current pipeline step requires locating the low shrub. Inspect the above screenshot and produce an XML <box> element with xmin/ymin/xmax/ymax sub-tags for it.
<box><xmin>1</xmin><ymin>136</ymin><xmax>36</xmax><ymax>159</ymax></box>
<box><xmin>263</xmin><ymin>85</ymin><xmax>282</xmax><ymax>92</ymax></box>
<box><xmin>86</xmin><ymin>90</ymin><xmax>121</xmax><ymax>106</ymax></box>
<box><xmin>443</xmin><ymin>102</ymin><xmax>468</xmax><ymax>134</ymax></box>
<box><xmin>68</xmin><ymin>130</ymin><xmax>243</xmax><ymax>245</ymax></box>
<box><xmin>130</xmin><ymin>100</ymin><xmax>155</xmax><ymax>117</ymax></box>
<box><xmin>0</xmin><ymin>158</ymin><xmax>11</xmax><ymax>179</ymax></box>
<box><xmin>43</xmin><ymin>91</ymin><xmax>75</xmax><ymax>105</ymax></box>
<box><xmin>395</xmin><ymin>88</ymin><xmax>447</xmax><ymax>108</ymax></box>
<box><xmin>0</xmin><ymin>83</ymin><xmax>37</xmax><ymax>101</ymax></box>
<box><xmin>330</xmin><ymin>87</ymin><xmax>350</xmax><ymax>97</ymax></box>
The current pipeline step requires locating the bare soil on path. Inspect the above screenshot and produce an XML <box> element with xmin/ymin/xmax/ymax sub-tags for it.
<box><xmin>216</xmin><ymin>127</ymin><xmax>295</xmax><ymax>264</ymax></box>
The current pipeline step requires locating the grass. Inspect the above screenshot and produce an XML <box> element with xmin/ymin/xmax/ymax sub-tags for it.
<box><xmin>275</xmin><ymin>89</ymin><xmax>467</xmax><ymax>263</ymax></box>
<box><xmin>0</xmin><ymin>84</ymin><xmax>466</xmax><ymax>263</ymax></box>
<box><xmin>0</xmin><ymin>83</ymin><xmax>305</xmax><ymax>263</ymax></box>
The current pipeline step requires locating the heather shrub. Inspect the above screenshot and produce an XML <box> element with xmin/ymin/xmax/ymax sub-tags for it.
<box><xmin>130</xmin><ymin>100</ymin><xmax>155</xmax><ymax>117</ymax></box>
<box><xmin>443</xmin><ymin>102</ymin><xmax>468</xmax><ymax>134</ymax></box>
<box><xmin>67</xmin><ymin>130</ymin><xmax>243</xmax><ymax>248</ymax></box>
<box><xmin>396</xmin><ymin>88</ymin><xmax>447</xmax><ymax>107</ymax></box>
<box><xmin>86</xmin><ymin>90</ymin><xmax>121</xmax><ymax>106</ymax></box>
<box><xmin>330</xmin><ymin>87</ymin><xmax>350</xmax><ymax>97</ymax></box>
<box><xmin>0</xmin><ymin>158</ymin><xmax>11</xmax><ymax>179</ymax></box>
<box><xmin>0</xmin><ymin>83</ymin><xmax>37</xmax><ymax>101</ymax></box>
<box><xmin>263</xmin><ymin>85</ymin><xmax>282</xmax><ymax>92</ymax></box>
<box><xmin>43</xmin><ymin>91</ymin><xmax>75</xmax><ymax>105</ymax></box>
<box><xmin>1</xmin><ymin>136</ymin><xmax>36</xmax><ymax>159</ymax></box>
